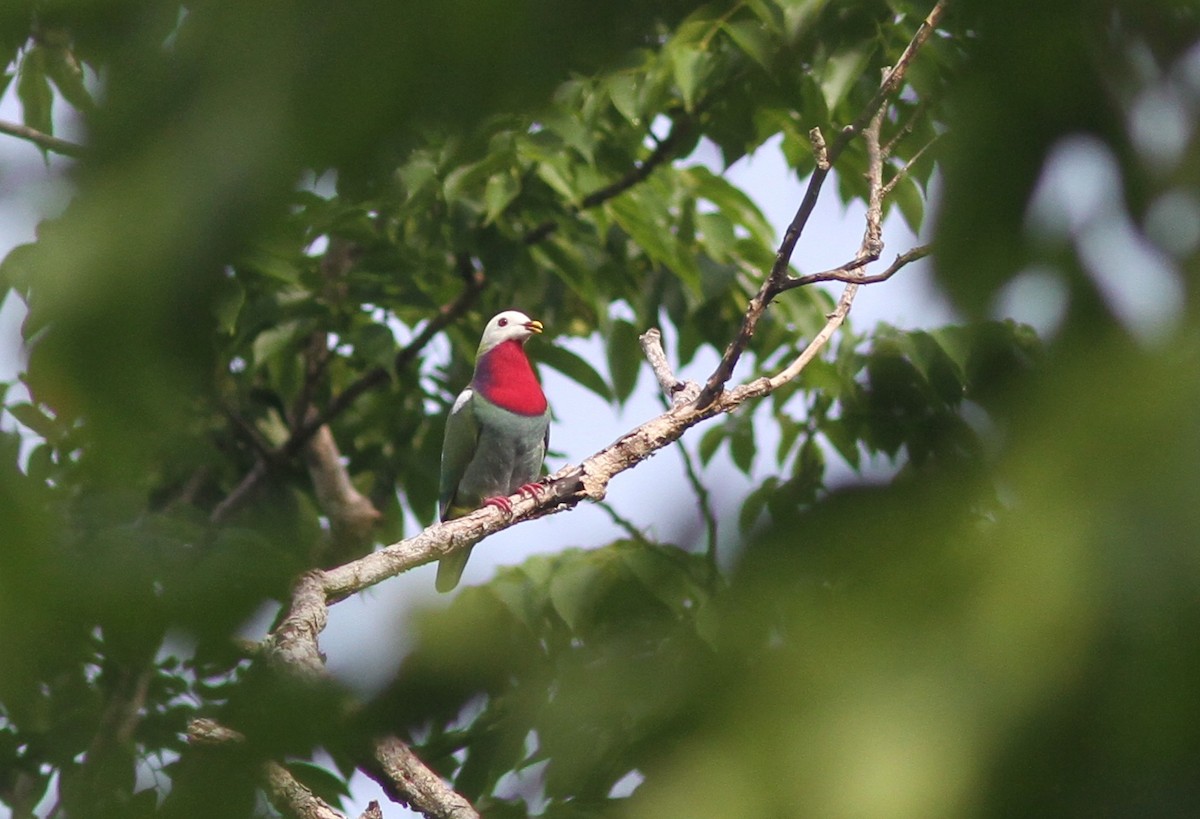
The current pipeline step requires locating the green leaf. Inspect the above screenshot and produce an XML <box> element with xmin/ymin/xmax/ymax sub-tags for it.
<box><xmin>670</xmin><ymin>45</ymin><xmax>709</xmax><ymax>112</ymax></box>
<box><xmin>240</xmin><ymin>246</ymin><xmax>301</xmax><ymax>284</ymax></box>
<box><xmin>484</xmin><ymin>170</ymin><xmax>520</xmax><ymax>224</ymax></box>
<box><xmin>548</xmin><ymin>551</ymin><xmax>618</xmax><ymax>634</ymax></box>
<box><xmin>24</xmin><ymin>442</ymin><xmax>54</xmax><ymax>483</ymax></box>
<box><xmin>607</xmin><ymin>72</ymin><xmax>642</xmax><ymax>124</ymax></box>
<box><xmin>782</xmin><ymin>0</ymin><xmax>829</xmax><ymax>42</ymax></box>
<box><xmin>6</xmin><ymin>402</ymin><xmax>58</xmax><ymax>440</ymax></box>
<box><xmin>618</xmin><ymin>544</ymin><xmax>709</xmax><ymax>618</ymax></box>
<box><xmin>212</xmin><ymin>275</ymin><xmax>245</xmax><ymax>336</ymax></box>
<box><xmin>793</xmin><ymin>435</ymin><xmax>824</xmax><ymax>493</ymax></box>
<box><xmin>17</xmin><ymin>45</ymin><xmax>53</xmax><ymax>140</ymax></box>
<box><xmin>351</xmin><ymin>322</ymin><xmax>397</xmax><ymax>370</ymax></box>
<box><xmin>685</xmin><ymin>165</ymin><xmax>775</xmax><ymax>247</ymax></box>
<box><xmin>537</xmin><ymin>342</ymin><xmax>612</xmax><ymax>403</ymax></box>
<box><xmin>738</xmin><ymin>478</ymin><xmax>777</xmax><ymax>533</ymax></box>
<box><xmin>252</xmin><ymin>319</ymin><xmax>305</xmax><ymax>370</ymax></box>
<box><xmin>929</xmin><ymin>326</ymin><xmax>972</xmax><ymax>382</ymax></box>
<box><xmin>729</xmin><ymin>416</ymin><xmax>755</xmax><ymax>475</ymax></box>
<box><xmin>284</xmin><ymin>762</ymin><xmax>351</xmax><ymax>805</ymax></box>
<box><xmin>696</xmin><ymin>211</ymin><xmax>737</xmax><ymax>262</ymax></box>
<box><xmin>532</xmin><ymin>235</ymin><xmax>600</xmax><ymax>305</ymax></box>
<box><xmin>818</xmin><ymin>43</ymin><xmax>872</xmax><ymax>114</ymax></box>
<box><xmin>891</xmin><ymin>174</ymin><xmax>926</xmax><ymax>235</ymax></box>
<box><xmin>535</xmin><ymin>157</ymin><xmax>578</xmax><ymax>203</ymax></box>
<box><xmin>723</xmin><ymin>20</ymin><xmax>774</xmax><ymax>70</ymax></box>
<box><xmin>698</xmin><ymin>424</ymin><xmax>724</xmax><ymax>466</ymax></box>
<box><xmin>609</xmin><ymin>191</ymin><xmax>702</xmax><ymax>296</ymax></box>
<box><xmin>606</xmin><ymin>319</ymin><xmax>641</xmax><ymax>405</ymax></box>
<box><xmin>823</xmin><ymin>417</ymin><xmax>861</xmax><ymax>469</ymax></box>
<box><xmin>775</xmin><ymin>414</ymin><xmax>802</xmax><ymax>466</ymax></box>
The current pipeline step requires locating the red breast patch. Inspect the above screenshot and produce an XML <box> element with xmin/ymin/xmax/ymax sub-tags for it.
<box><xmin>474</xmin><ymin>340</ymin><xmax>548</xmax><ymax>416</ymax></box>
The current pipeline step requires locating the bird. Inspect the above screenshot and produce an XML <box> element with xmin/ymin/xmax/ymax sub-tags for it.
<box><xmin>436</xmin><ymin>310</ymin><xmax>551</xmax><ymax>592</ymax></box>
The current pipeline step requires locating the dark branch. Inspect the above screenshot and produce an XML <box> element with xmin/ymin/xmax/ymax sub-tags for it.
<box><xmin>523</xmin><ymin>115</ymin><xmax>693</xmax><ymax>245</ymax></box>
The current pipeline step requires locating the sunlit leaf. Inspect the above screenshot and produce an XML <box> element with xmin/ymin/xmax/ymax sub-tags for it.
<box><xmin>817</xmin><ymin>43</ymin><xmax>872</xmax><ymax>113</ymax></box>
<box><xmin>669</xmin><ymin>45</ymin><xmax>710</xmax><ymax>112</ymax></box>
<box><xmin>484</xmin><ymin>170</ymin><xmax>521</xmax><ymax>224</ymax></box>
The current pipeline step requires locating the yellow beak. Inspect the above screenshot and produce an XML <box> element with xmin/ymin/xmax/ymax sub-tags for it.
<box><xmin>525</xmin><ymin>319</ymin><xmax>544</xmax><ymax>334</ymax></box>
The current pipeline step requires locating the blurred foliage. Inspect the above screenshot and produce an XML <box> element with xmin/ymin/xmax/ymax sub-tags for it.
<box><xmin>0</xmin><ymin>0</ymin><xmax>1198</xmax><ymax>816</ymax></box>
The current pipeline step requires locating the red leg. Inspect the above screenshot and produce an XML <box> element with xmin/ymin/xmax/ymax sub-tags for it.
<box><xmin>516</xmin><ymin>481</ymin><xmax>546</xmax><ymax>500</ymax></box>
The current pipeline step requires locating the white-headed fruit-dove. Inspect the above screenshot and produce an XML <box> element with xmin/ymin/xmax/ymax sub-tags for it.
<box><xmin>436</xmin><ymin>310</ymin><xmax>551</xmax><ymax>592</ymax></box>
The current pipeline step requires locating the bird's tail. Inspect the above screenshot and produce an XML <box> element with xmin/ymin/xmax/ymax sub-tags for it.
<box><xmin>435</xmin><ymin>547</ymin><xmax>473</xmax><ymax>593</ymax></box>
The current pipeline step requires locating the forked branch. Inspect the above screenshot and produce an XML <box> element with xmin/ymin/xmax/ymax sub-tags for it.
<box><xmin>694</xmin><ymin>0</ymin><xmax>948</xmax><ymax>407</ymax></box>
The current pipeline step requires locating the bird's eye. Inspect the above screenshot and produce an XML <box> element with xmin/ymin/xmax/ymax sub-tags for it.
<box><xmin>498</xmin><ymin>317</ymin><xmax>508</xmax><ymax>327</ymax></box>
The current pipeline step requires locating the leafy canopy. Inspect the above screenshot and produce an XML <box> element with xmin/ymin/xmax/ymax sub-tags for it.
<box><xmin>1</xmin><ymin>0</ymin><xmax>1199</xmax><ymax>817</ymax></box>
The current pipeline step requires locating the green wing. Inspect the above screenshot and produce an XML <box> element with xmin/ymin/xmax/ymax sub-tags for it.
<box><xmin>438</xmin><ymin>387</ymin><xmax>480</xmax><ymax>520</ymax></box>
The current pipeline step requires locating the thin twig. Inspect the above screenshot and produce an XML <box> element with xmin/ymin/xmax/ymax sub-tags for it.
<box><xmin>0</xmin><ymin>118</ymin><xmax>86</xmax><ymax>157</ymax></box>
<box><xmin>827</xmin><ymin>0</ymin><xmax>949</xmax><ymax>160</ymax></box>
<box><xmin>882</xmin><ymin>98</ymin><xmax>929</xmax><ymax>159</ymax></box>
<box><xmin>880</xmin><ymin>134</ymin><xmax>941</xmax><ymax>199</ymax></box>
<box><xmin>780</xmin><ymin>244</ymin><xmax>932</xmax><ymax>290</ymax></box>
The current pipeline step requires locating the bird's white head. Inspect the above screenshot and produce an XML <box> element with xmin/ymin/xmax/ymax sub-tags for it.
<box><xmin>477</xmin><ymin>310</ymin><xmax>543</xmax><ymax>355</ymax></box>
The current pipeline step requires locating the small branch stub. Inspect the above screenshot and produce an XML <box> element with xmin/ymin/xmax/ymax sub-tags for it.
<box><xmin>640</xmin><ymin>329</ymin><xmax>698</xmax><ymax>405</ymax></box>
<box><xmin>810</xmin><ymin>127</ymin><xmax>830</xmax><ymax>171</ymax></box>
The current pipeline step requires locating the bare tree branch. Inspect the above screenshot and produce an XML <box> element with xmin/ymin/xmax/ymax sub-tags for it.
<box><xmin>264</xmin><ymin>761</ymin><xmax>354</xmax><ymax>819</ymax></box>
<box><xmin>367</xmin><ymin>737</ymin><xmax>479</xmax><ymax>819</ymax></box>
<box><xmin>694</xmin><ymin>0</ymin><xmax>949</xmax><ymax>408</ymax></box>
<box><xmin>0</xmin><ymin>118</ymin><xmax>86</xmax><ymax>157</ymax></box>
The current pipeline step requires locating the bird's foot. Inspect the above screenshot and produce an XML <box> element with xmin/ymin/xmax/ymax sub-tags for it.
<box><xmin>516</xmin><ymin>481</ymin><xmax>547</xmax><ymax>501</ymax></box>
<box><xmin>483</xmin><ymin>495</ymin><xmax>514</xmax><ymax>516</ymax></box>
